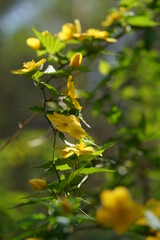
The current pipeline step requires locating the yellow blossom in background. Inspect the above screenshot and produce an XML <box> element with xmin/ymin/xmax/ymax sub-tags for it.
<box><xmin>26</xmin><ymin>38</ymin><xmax>41</xmax><ymax>50</ymax></box>
<box><xmin>67</xmin><ymin>75</ymin><xmax>82</xmax><ymax>110</ymax></box>
<box><xmin>29</xmin><ymin>178</ymin><xmax>47</xmax><ymax>191</ymax></box>
<box><xmin>58</xmin><ymin>19</ymin><xmax>81</xmax><ymax>41</ymax></box>
<box><xmin>11</xmin><ymin>59</ymin><xmax>46</xmax><ymax>75</ymax></box>
<box><xmin>96</xmin><ymin>187</ymin><xmax>144</xmax><ymax>233</ymax></box>
<box><xmin>146</xmin><ymin>231</ymin><xmax>160</xmax><ymax>240</ymax></box>
<box><xmin>61</xmin><ymin>142</ymin><xmax>94</xmax><ymax>158</ymax></box>
<box><xmin>136</xmin><ymin>199</ymin><xmax>160</xmax><ymax>227</ymax></box>
<box><xmin>101</xmin><ymin>11</ymin><xmax>123</xmax><ymax>27</ymax></box>
<box><xmin>61</xmin><ymin>198</ymin><xmax>73</xmax><ymax>214</ymax></box>
<box><xmin>47</xmin><ymin>112</ymin><xmax>86</xmax><ymax>139</ymax></box>
<box><xmin>70</xmin><ymin>52</ymin><xmax>83</xmax><ymax>68</ymax></box>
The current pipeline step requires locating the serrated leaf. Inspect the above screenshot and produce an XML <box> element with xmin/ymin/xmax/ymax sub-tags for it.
<box><xmin>79</xmin><ymin>167</ymin><xmax>114</xmax><ymax>175</ymax></box>
<box><xmin>33</xmin><ymin>28</ymin><xmax>65</xmax><ymax>54</ymax></box>
<box><xmin>41</xmin><ymin>82</ymin><xmax>60</xmax><ymax>96</ymax></box>
<box><xmin>127</xmin><ymin>16</ymin><xmax>157</xmax><ymax>27</ymax></box>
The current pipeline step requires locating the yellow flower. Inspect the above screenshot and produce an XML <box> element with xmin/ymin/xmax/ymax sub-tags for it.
<box><xmin>11</xmin><ymin>59</ymin><xmax>46</xmax><ymax>75</ymax></box>
<box><xmin>29</xmin><ymin>178</ymin><xmax>47</xmax><ymax>191</ymax></box>
<box><xmin>101</xmin><ymin>11</ymin><xmax>122</xmax><ymax>27</ymax></box>
<box><xmin>67</xmin><ymin>75</ymin><xmax>82</xmax><ymax>110</ymax></box>
<box><xmin>70</xmin><ymin>52</ymin><xmax>83</xmax><ymax>68</ymax></box>
<box><xmin>136</xmin><ymin>199</ymin><xmax>160</xmax><ymax>227</ymax></box>
<box><xmin>26</xmin><ymin>37</ymin><xmax>41</xmax><ymax>50</ymax></box>
<box><xmin>146</xmin><ymin>237</ymin><xmax>159</xmax><ymax>240</ymax></box>
<box><xmin>96</xmin><ymin>187</ymin><xmax>144</xmax><ymax>233</ymax></box>
<box><xmin>61</xmin><ymin>198</ymin><xmax>73</xmax><ymax>214</ymax></box>
<box><xmin>146</xmin><ymin>231</ymin><xmax>160</xmax><ymax>240</ymax></box>
<box><xmin>61</xmin><ymin>142</ymin><xmax>94</xmax><ymax>158</ymax></box>
<box><xmin>58</xmin><ymin>19</ymin><xmax>81</xmax><ymax>41</ymax></box>
<box><xmin>47</xmin><ymin>112</ymin><xmax>86</xmax><ymax>139</ymax></box>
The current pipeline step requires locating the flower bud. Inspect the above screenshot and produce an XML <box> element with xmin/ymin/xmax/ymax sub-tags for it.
<box><xmin>26</xmin><ymin>38</ymin><xmax>41</xmax><ymax>50</ymax></box>
<box><xmin>70</xmin><ymin>52</ymin><xmax>82</xmax><ymax>68</ymax></box>
<box><xmin>29</xmin><ymin>178</ymin><xmax>47</xmax><ymax>191</ymax></box>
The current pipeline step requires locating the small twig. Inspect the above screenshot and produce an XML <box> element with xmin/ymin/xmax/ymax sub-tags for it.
<box><xmin>79</xmin><ymin>208</ymin><xmax>94</xmax><ymax>219</ymax></box>
<box><xmin>0</xmin><ymin>112</ymin><xmax>38</xmax><ymax>153</ymax></box>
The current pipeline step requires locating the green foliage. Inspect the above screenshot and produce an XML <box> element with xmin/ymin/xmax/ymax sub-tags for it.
<box><xmin>1</xmin><ymin>0</ymin><xmax>160</xmax><ymax>239</ymax></box>
<box><xmin>33</xmin><ymin>28</ymin><xmax>66</xmax><ymax>55</ymax></box>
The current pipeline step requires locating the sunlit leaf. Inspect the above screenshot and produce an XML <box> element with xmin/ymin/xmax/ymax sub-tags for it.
<box><xmin>41</xmin><ymin>82</ymin><xmax>60</xmax><ymax>96</ymax></box>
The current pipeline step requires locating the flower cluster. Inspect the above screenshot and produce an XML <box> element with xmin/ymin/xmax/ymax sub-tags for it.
<box><xmin>58</xmin><ymin>19</ymin><xmax>117</xmax><ymax>43</ymax></box>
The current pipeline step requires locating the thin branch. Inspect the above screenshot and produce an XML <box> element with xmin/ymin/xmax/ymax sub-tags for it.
<box><xmin>0</xmin><ymin>112</ymin><xmax>38</xmax><ymax>153</ymax></box>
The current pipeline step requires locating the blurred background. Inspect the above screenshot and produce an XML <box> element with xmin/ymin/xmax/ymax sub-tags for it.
<box><xmin>1</xmin><ymin>0</ymin><xmax>160</xmax><ymax>239</ymax></box>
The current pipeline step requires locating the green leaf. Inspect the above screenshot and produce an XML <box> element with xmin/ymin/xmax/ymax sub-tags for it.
<box><xmin>33</xmin><ymin>28</ymin><xmax>65</xmax><ymax>54</ymax></box>
<box><xmin>79</xmin><ymin>167</ymin><xmax>114</xmax><ymax>175</ymax></box>
<box><xmin>41</xmin><ymin>82</ymin><xmax>60</xmax><ymax>96</ymax></box>
<box><xmin>103</xmin><ymin>106</ymin><xmax>123</xmax><ymax>125</ymax></box>
<box><xmin>99</xmin><ymin>60</ymin><xmax>111</xmax><ymax>76</ymax></box>
<box><xmin>29</xmin><ymin>106</ymin><xmax>44</xmax><ymax>114</ymax></box>
<box><xmin>127</xmin><ymin>16</ymin><xmax>158</xmax><ymax>27</ymax></box>
<box><xmin>120</xmin><ymin>0</ymin><xmax>137</xmax><ymax>8</ymax></box>
<box><xmin>32</xmin><ymin>71</ymin><xmax>44</xmax><ymax>81</ymax></box>
<box><xmin>56</xmin><ymin>164</ymin><xmax>71</xmax><ymax>171</ymax></box>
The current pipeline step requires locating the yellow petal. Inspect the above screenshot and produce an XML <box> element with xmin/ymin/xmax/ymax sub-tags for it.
<box><xmin>66</xmin><ymin>115</ymin><xmax>86</xmax><ymax>139</ymax></box>
<box><xmin>72</xmin><ymin>98</ymin><xmax>82</xmax><ymax>110</ymax></box>
<box><xmin>70</xmin><ymin>52</ymin><xmax>83</xmax><ymax>68</ymax></box>
<box><xmin>67</xmin><ymin>75</ymin><xmax>76</xmax><ymax>98</ymax></box>
<box><xmin>74</xmin><ymin>19</ymin><xmax>82</xmax><ymax>34</ymax></box>
<box><xmin>26</xmin><ymin>37</ymin><xmax>41</xmax><ymax>50</ymax></box>
<box><xmin>106</xmin><ymin>38</ymin><xmax>117</xmax><ymax>43</ymax></box>
<box><xmin>61</xmin><ymin>147</ymin><xmax>78</xmax><ymax>158</ymax></box>
<box><xmin>86</xmin><ymin>28</ymin><xmax>109</xmax><ymax>39</ymax></box>
<box><xmin>11</xmin><ymin>58</ymin><xmax>46</xmax><ymax>75</ymax></box>
<box><xmin>47</xmin><ymin>112</ymin><xmax>86</xmax><ymax>139</ymax></box>
<box><xmin>78</xmin><ymin>146</ymin><xmax>94</xmax><ymax>155</ymax></box>
<box><xmin>29</xmin><ymin>178</ymin><xmax>47</xmax><ymax>190</ymax></box>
